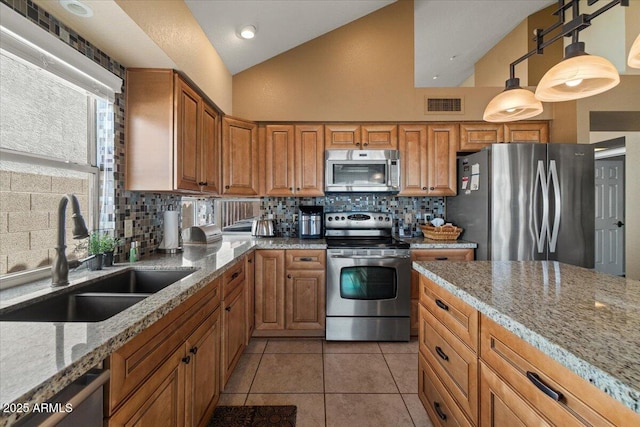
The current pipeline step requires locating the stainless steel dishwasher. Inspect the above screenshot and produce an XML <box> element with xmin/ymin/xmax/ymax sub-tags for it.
<box><xmin>14</xmin><ymin>369</ymin><xmax>109</xmax><ymax>427</ymax></box>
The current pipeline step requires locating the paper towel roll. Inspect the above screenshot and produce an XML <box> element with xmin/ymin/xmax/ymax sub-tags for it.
<box><xmin>159</xmin><ymin>211</ymin><xmax>180</xmax><ymax>249</ymax></box>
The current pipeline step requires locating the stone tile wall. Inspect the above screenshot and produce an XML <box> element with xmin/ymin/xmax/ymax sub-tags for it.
<box><xmin>0</xmin><ymin>171</ymin><xmax>89</xmax><ymax>274</ymax></box>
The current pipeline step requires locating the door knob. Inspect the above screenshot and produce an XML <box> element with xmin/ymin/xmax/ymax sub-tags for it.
<box><xmin>614</xmin><ymin>221</ymin><xmax>624</xmax><ymax>227</ymax></box>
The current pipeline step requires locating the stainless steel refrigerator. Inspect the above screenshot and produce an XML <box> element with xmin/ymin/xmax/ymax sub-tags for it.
<box><xmin>446</xmin><ymin>143</ymin><xmax>594</xmax><ymax>268</ymax></box>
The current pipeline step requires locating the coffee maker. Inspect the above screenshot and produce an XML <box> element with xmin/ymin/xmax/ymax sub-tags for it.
<box><xmin>298</xmin><ymin>206</ymin><xmax>323</xmax><ymax>239</ymax></box>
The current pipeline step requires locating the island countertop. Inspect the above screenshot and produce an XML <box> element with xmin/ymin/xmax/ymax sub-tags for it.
<box><xmin>413</xmin><ymin>260</ymin><xmax>640</xmax><ymax>414</ymax></box>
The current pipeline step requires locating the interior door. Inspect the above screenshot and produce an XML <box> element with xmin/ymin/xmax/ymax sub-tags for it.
<box><xmin>595</xmin><ymin>159</ymin><xmax>625</xmax><ymax>276</ymax></box>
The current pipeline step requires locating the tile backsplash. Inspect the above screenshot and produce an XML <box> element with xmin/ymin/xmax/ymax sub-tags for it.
<box><xmin>260</xmin><ymin>195</ymin><xmax>445</xmax><ymax>237</ymax></box>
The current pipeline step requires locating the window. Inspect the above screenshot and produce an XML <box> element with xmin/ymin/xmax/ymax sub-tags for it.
<box><xmin>0</xmin><ymin>9</ymin><xmax>121</xmax><ymax>285</ymax></box>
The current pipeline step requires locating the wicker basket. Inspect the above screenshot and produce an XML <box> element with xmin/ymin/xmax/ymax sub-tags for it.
<box><xmin>419</xmin><ymin>224</ymin><xmax>463</xmax><ymax>241</ymax></box>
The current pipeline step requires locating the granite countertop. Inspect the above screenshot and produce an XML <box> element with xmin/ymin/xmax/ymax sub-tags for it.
<box><xmin>399</xmin><ymin>237</ymin><xmax>477</xmax><ymax>249</ymax></box>
<box><xmin>0</xmin><ymin>235</ymin><xmax>478</xmax><ymax>425</ymax></box>
<box><xmin>413</xmin><ymin>260</ymin><xmax>640</xmax><ymax>414</ymax></box>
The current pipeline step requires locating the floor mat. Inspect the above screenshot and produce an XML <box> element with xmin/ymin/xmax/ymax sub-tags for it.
<box><xmin>209</xmin><ymin>405</ymin><xmax>297</xmax><ymax>427</ymax></box>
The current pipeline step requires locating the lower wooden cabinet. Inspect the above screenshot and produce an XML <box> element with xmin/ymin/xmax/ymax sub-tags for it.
<box><xmin>106</xmin><ymin>278</ymin><xmax>221</xmax><ymax>427</ymax></box>
<box><xmin>410</xmin><ymin>249</ymin><xmax>474</xmax><ymax>335</ymax></box>
<box><xmin>221</xmin><ymin>284</ymin><xmax>246</xmax><ymax>388</ymax></box>
<box><xmin>254</xmin><ymin>249</ymin><xmax>325</xmax><ymax>336</ymax></box>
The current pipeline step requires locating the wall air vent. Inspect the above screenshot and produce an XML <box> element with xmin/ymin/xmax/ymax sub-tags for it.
<box><xmin>425</xmin><ymin>96</ymin><xmax>464</xmax><ymax>115</ymax></box>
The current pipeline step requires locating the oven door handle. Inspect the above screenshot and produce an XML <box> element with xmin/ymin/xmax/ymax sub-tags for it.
<box><xmin>330</xmin><ymin>255</ymin><xmax>410</xmax><ymax>259</ymax></box>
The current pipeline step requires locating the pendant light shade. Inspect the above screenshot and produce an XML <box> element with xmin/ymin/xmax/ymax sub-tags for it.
<box><xmin>535</xmin><ymin>42</ymin><xmax>619</xmax><ymax>102</ymax></box>
<box><xmin>628</xmin><ymin>33</ymin><xmax>640</xmax><ymax>69</ymax></box>
<box><xmin>483</xmin><ymin>78</ymin><xmax>543</xmax><ymax>122</ymax></box>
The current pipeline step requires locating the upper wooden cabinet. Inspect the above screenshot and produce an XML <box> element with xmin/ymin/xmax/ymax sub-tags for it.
<box><xmin>264</xmin><ymin>124</ymin><xmax>324</xmax><ymax>197</ymax></box>
<box><xmin>399</xmin><ymin>123</ymin><xmax>457</xmax><ymax>196</ymax></box>
<box><xmin>325</xmin><ymin>123</ymin><xmax>397</xmax><ymax>149</ymax></box>
<box><xmin>459</xmin><ymin>121</ymin><xmax>549</xmax><ymax>151</ymax></box>
<box><xmin>222</xmin><ymin>116</ymin><xmax>259</xmax><ymax>196</ymax></box>
<box><xmin>125</xmin><ymin>69</ymin><xmax>221</xmax><ymax>194</ymax></box>
<box><xmin>504</xmin><ymin>121</ymin><xmax>549</xmax><ymax>143</ymax></box>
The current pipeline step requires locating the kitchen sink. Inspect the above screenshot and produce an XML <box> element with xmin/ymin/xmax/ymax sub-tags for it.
<box><xmin>0</xmin><ymin>269</ymin><xmax>196</xmax><ymax>322</ymax></box>
<box><xmin>79</xmin><ymin>269</ymin><xmax>195</xmax><ymax>294</ymax></box>
<box><xmin>0</xmin><ymin>293</ymin><xmax>148</xmax><ymax>322</ymax></box>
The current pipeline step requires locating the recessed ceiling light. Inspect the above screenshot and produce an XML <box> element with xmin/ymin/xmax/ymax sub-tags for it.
<box><xmin>432</xmin><ymin>75</ymin><xmax>438</xmax><ymax>80</ymax></box>
<box><xmin>59</xmin><ymin>0</ymin><xmax>93</xmax><ymax>18</ymax></box>
<box><xmin>239</xmin><ymin>25</ymin><xmax>257</xmax><ymax>40</ymax></box>
<box><xmin>450</xmin><ymin>55</ymin><xmax>457</xmax><ymax>61</ymax></box>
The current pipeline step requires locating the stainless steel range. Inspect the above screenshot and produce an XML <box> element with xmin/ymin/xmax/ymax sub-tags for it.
<box><xmin>325</xmin><ymin>212</ymin><xmax>411</xmax><ymax>341</ymax></box>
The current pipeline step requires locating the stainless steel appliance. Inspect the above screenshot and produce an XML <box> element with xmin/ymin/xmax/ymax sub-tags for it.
<box><xmin>299</xmin><ymin>205</ymin><xmax>323</xmax><ymax>239</ymax></box>
<box><xmin>447</xmin><ymin>143</ymin><xmax>594</xmax><ymax>267</ymax></box>
<box><xmin>325</xmin><ymin>149</ymin><xmax>400</xmax><ymax>193</ymax></box>
<box><xmin>251</xmin><ymin>219</ymin><xmax>275</xmax><ymax>237</ymax></box>
<box><xmin>325</xmin><ymin>212</ymin><xmax>411</xmax><ymax>341</ymax></box>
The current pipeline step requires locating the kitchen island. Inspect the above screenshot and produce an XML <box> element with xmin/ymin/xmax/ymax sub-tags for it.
<box><xmin>413</xmin><ymin>260</ymin><xmax>640</xmax><ymax>425</ymax></box>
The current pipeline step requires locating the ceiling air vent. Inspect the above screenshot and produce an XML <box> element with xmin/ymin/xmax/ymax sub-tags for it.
<box><xmin>425</xmin><ymin>96</ymin><xmax>464</xmax><ymax>115</ymax></box>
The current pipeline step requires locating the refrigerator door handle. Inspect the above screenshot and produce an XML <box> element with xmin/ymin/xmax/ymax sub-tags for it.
<box><xmin>548</xmin><ymin>160</ymin><xmax>561</xmax><ymax>253</ymax></box>
<box><xmin>535</xmin><ymin>160</ymin><xmax>549</xmax><ymax>254</ymax></box>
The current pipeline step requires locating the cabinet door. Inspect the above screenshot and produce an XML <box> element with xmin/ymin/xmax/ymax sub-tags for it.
<box><xmin>325</xmin><ymin>124</ymin><xmax>361</xmax><ymax>149</ymax></box>
<box><xmin>200</xmin><ymin>103</ymin><xmax>220</xmax><ymax>194</ymax></box>
<box><xmin>399</xmin><ymin>124</ymin><xmax>428</xmax><ymax>196</ymax></box>
<box><xmin>109</xmin><ymin>347</ymin><xmax>186</xmax><ymax>427</ymax></box>
<box><xmin>480</xmin><ymin>361</ymin><xmax>551</xmax><ymax>427</ymax></box>
<box><xmin>459</xmin><ymin>122</ymin><xmax>504</xmax><ymax>151</ymax></box>
<box><xmin>265</xmin><ymin>125</ymin><xmax>295</xmax><ymax>196</ymax></box>
<box><xmin>286</xmin><ymin>269</ymin><xmax>325</xmax><ymax>330</ymax></box>
<box><xmin>255</xmin><ymin>250</ymin><xmax>286</xmax><ymax>331</ymax></box>
<box><xmin>295</xmin><ymin>124</ymin><xmax>325</xmax><ymax>196</ymax></box>
<box><xmin>245</xmin><ymin>252</ymin><xmax>255</xmax><ymax>344</ymax></box>
<box><xmin>222</xmin><ymin>286</ymin><xmax>246</xmax><ymax>388</ymax></box>
<box><xmin>222</xmin><ymin>117</ymin><xmax>259</xmax><ymax>195</ymax></box>
<box><xmin>427</xmin><ymin>124</ymin><xmax>458</xmax><ymax>196</ymax></box>
<box><xmin>175</xmin><ymin>76</ymin><xmax>201</xmax><ymax>192</ymax></box>
<box><xmin>184</xmin><ymin>309</ymin><xmax>220</xmax><ymax>427</ymax></box>
<box><xmin>504</xmin><ymin>121</ymin><xmax>549</xmax><ymax>143</ymax></box>
<box><xmin>361</xmin><ymin>124</ymin><xmax>398</xmax><ymax>149</ymax></box>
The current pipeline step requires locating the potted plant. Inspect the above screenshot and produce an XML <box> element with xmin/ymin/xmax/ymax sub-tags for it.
<box><xmin>87</xmin><ymin>232</ymin><xmax>104</xmax><ymax>271</ymax></box>
<box><xmin>100</xmin><ymin>233</ymin><xmax>120</xmax><ymax>267</ymax></box>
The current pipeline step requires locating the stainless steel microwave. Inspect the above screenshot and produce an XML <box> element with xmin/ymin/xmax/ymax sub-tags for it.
<box><xmin>325</xmin><ymin>149</ymin><xmax>400</xmax><ymax>193</ymax></box>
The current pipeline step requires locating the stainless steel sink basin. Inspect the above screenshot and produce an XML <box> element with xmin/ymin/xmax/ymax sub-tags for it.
<box><xmin>0</xmin><ymin>293</ymin><xmax>147</xmax><ymax>322</ymax></box>
<box><xmin>79</xmin><ymin>269</ymin><xmax>195</xmax><ymax>294</ymax></box>
<box><xmin>0</xmin><ymin>269</ymin><xmax>196</xmax><ymax>322</ymax></box>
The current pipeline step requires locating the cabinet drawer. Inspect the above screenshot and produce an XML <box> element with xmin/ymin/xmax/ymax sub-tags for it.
<box><xmin>419</xmin><ymin>352</ymin><xmax>473</xmax><ymax>427</ymax></box>
<box><xmin>222</xmin><ymin>259</ymin><xmax>245</xmax><ymax>299</ymax></box>
<box><xmin>420</xmin><ymin>305</ymin><xmax>477</xmax><ymax>423</ymax></box>
<box><xmin>107</xmin><ymin>280</ymin><xmax>219</xmax><ymax>414</ymax></box>
<box><xmin>419</xmin><ymin>276</ymin><xmax>478</xmax><ymax>351</ymax></box>
<box><xmin>285</xmin><ymin>250</ymin><xmax>325</xmax><ymax>270</ymax></box>
<box><xmin>480</xmin><ymin>361</ymin><xmax>552</xmax><ymax>427</ymax></box>
<box><xmin>411</xmin><ymin>249</ymin><xmax>474</xmax><ymax>262</ymax></box>
<box><xmin>480</xmin><ymin>315</ymin><xmax>639</xmax><ymax>427</ymax></box>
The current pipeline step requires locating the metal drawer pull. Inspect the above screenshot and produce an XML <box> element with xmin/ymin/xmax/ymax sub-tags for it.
<box><xmin>299</xmin><ymin>257</ymin><xmax>314</xmax><ymax>261</ymax></box>
<box><xmin>435</xmin><ymin>346</ymin><xmax>449</xmax><ymax>361</ymax></box>
<box><xmin>231</xmin><ymin>271</ymin><xmax>240</xmax><ymax>280</ymax></box>
<box><xmin>435</xmin><ymin>257</ymin><xmax>448</xmax><ymax>260</ymax></box>
<box><xmin>434</xmin><ymin>402</ymin><xmax>447</xmax><ymax>421</ymax></box>
<box><xmin>435</xmin><ymin>299</ymin><xmax>449</xmax><ymax>311</ymax></box>
<box><xmin>526</xmin><ymin>371</ymin><xmax>563</xmax><ymax>401</ymax></box>
<box><xmin>331</xmin><ymin>255</ymin><xmax>409</xmax><ymax>259</ymax></box>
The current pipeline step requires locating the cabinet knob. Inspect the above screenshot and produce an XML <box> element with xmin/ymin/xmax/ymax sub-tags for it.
<box><xmin>422</xmin><ymin>187</ymin><xmax>427</xmax><ymax>190</ymax></box>
<box><xmin>287</xmin><ymin>274</ymin><xmax>292</xmax><ymax>279</ymax></box>
<box><xmin>296</xmin><ymin>187</ymin><xmax>300</xmax><ymax>191</ymax></box>
<box><xmin>225</xmin><ymin>185</ymin><xmax>230</xmax><ymax>189</ymax></box>
<box><xmin>225</xmin><ymin>306</ymin><xmax>231</xmax><ymax>311</ymax></box>
<box><xmin>430</xmin><ymin>187</ymin><xmax>435</xmax><ymax>190</ymax></box>
<box><xmin>248</xmin><ymin>258</ymin><xmax>252</xmax><ymax>264</ymax></box>
<box><xmin>363</xmin><ymin>142</ymin><xmax>369</xmax><ymax>146</ymax></box>
<box><xmin>355</xmin><ymin>142</ymin><xmax>360</xmax><ymax>146</ymax></box>
<box><xmin>289</xmin><ymin>187</ymin><xmax>293</xmax><ymax>191</ymax></box>
<box><xmin>231</xmin><ymin>271</ymin><xmax>240</xmax><ymax>280</ymax></box>
<box><xmin>198</xmin><ymin>181</ymin><xmax>207</xmax><ymax>186</ymax></box>
<box><xmin>182</xmin><ymin>356</ymin><xmax>191</xmax><ymax>364</ymax></box>
<box><xmin>190</xmin><ymin>346</ymin><xmax>198</xmax><ymax>355</ymax></box>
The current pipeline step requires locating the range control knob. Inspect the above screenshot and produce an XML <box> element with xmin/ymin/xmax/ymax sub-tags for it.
<box><xmin>341</xmin><ymin>216</ymin><xmax>346</xmax><ymax>220</ymax></box>
<box><xmin>385</xmin><ymin>217</ymin><xmax>390</xmax><ymax>221</ymax></box>
<box><xmin>327</xmin><ymin>217</ymin><xmax>333</xmax><ymax>221</ymax></box>
<box><xmin>378</xmin><ymin>216</ymin><xmax>383</xmax><ymax>221</ymax></box>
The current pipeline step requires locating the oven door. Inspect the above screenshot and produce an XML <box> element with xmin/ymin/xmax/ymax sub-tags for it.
<box><xmin>326</xmin><ymin>249</ymin><xmax>411</xmax><ymax>317</ymax></box>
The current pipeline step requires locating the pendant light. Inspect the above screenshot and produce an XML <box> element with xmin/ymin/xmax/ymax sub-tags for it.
<box><xmin>535</xmin><ymin>41</ymin><xmax>620</xmax><ymax>102</ymax></box>
<box><xmin>483</xmin><ymin>77</ymin><xmax>543</xmax><ymax>122</ymax></box>
<box><xmin>629</xmin><ymin>33</ymin><xmax>640</xmax><ymax>69</ymax></box>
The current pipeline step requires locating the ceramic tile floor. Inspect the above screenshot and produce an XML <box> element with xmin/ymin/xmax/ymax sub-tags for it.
<box><xmin>219</xmin><ymin>338</ymin><xmax>434</xmax><ymax>427</ymax></box>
